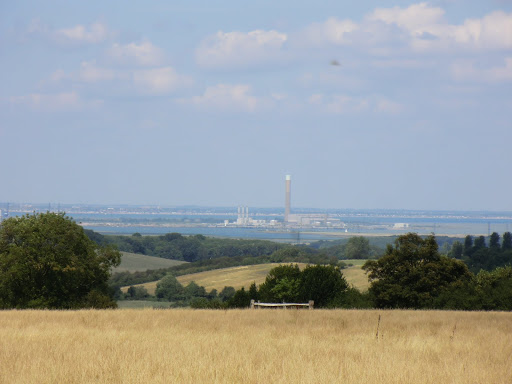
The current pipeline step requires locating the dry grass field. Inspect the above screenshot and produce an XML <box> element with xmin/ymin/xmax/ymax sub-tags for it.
<box><xmin>1</xmin><ymin>309</ymin><xmax>511</xmax><ymax>384</ymax></box>
<box><xmin>122</xmin><ymin>262</ymin><xmax>369</xmax><ymax>294</ymax></box>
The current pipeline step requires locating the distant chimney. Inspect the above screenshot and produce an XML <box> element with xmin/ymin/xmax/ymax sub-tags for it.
<box><xmin>285</xmin><ymin>175</ymin><xmax>291</xmax><ymax>223</ymax></box>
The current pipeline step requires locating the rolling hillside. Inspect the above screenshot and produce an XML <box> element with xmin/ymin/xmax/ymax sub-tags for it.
<box><xmin>113</xmin><ymin>252</ymin><xmax>187</xmax><ymax>273</ymax></box>
<box><xmin>121</xmin><ymin>262</ymin><xmax>369</xmax><ymax>294</ymax></box>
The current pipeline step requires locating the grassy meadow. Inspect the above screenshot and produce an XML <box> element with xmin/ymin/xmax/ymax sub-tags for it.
<box><xmin>1</xmin><ymin>309</ymin><xmax>511</xmax><ymax>384</ymax></box>
<box><xmin>120</xmin><ymin>261</ymin><xmax>369</xmax><ymax>294</ymax></box>
<box><xmin>113</xmin><ymin>252</ymin><xmax>187</xmax><ymax>273</ymax></box>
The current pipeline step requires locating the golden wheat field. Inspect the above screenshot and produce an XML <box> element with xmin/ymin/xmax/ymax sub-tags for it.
<box><xmin>121</xmin><ymin>262</ymin><xmax>369</xmax><ymax>294</ymax></box>
<box><xmin>1</xmin><ymin>309</ymin><xmax>511</xmax><ymax>384</ymax></box>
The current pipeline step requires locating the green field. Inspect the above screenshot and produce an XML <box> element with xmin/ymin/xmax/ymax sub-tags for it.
<box><xmin>122</xmin><ymin>261</ymin><xmax>369</xmax><ymax>294</ymax></box>
<box><xmin>113</xmin><ymin>252</ymin><xmax>187</xmax><ymax>273</ymax></box>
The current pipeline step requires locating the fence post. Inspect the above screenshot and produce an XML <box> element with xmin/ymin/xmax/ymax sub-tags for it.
<box><xmin>308</xmin><ymin>300</ymin><xmax>314</xmax><ymax>310</ymax></box>
<box><xmin>250</xmin><ymin>299</ymin><xmax>255</xmax><ymax>309</ymax></box>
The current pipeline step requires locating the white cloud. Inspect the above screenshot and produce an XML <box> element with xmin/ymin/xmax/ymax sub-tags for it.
<box><xmin>303</xmin><ymin>18</ymin><xmax>358</xmax><ymax>45</ymax></box>
<box><xmin>177</xmin><ymin>84</ymin><xmax>267</xmax><ymax>112</ymax></box>
<box><xmin>303</xmin><ymin>5</ymin><xmax>512</xmax><ymax>53</ymax></box>
<box><xmin>196</xmin><ymin>30</ymin><xmax>287</xmax><ymax>69</ymax></box>
<box><xmin>108</xmin><ymin>41</ymin><xmax>164</xmax><ymax>66</ymax></box>
<box><xmin>133</xmin><ymin>67</ymin><xmax>186</xmax><ymax>94</ymax></box>
<box><xmin>9</xmin><ymin>92</ymin><xmax>101</xmax><ymax>111</ymax></box>
<box><xmin>26</xmin><ymin>20</ymin><xmax>111</xmax><ymax>46</ymax></box>
<box><xmin>367</xmin><ymin>3</ymin><xmax>444</xmax><ymax>33</ymax></box>
<box><xmin>449</xmin><ymin>11</ymin><xmax>512</xmax><ymax>50</ymax></box>
<box><xmin>53</xmin><ymin>22</ymin><xmax>109</xmax><ymax>45</ymax></box>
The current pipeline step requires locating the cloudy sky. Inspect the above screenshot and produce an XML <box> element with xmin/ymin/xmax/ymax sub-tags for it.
<box><xmin>1</xmin><ymin>1</ymin><xmax>511</xmax><ymax>211</ymax></box>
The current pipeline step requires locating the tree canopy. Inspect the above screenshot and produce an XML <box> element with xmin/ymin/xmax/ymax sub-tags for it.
<box><xmin>0</xmin><ymin>212</ymin><xmax>121</xmax><ymax>309</ymax></box>
<box><xmin>363</xmin><ymin>233</ymin><xmax>472</xmax><ymax>309</ymax></box>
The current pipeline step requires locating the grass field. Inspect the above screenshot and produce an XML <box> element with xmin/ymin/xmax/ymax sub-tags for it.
<box><xmin>121</xmin><ymin>262</ymin><xmax>369</xmax><ymax>294</ymax></box>
<box><xmin>113</xmin><ymin>252</ymin><xmax>187</xmax><ymax>273</ymax></box>
<box><xmin>116</xmin><ymin>300</ymin><xmax>175</xmax><ymax>309</ymax></box>
<box><xmin>1</xmin><ymin>309</ymin><xmax>511</xmax><ymax>383</ymax></box>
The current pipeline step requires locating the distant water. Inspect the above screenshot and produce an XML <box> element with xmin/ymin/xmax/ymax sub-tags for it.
<box><xmin>5</xmin><ymin>211</ymin><xmax>512</xmax><ymax>241</ymax></box>
<box><xmin>80</xmin><ymin>221</ymin><xmax>512</xmax><ymax>241</ymax></box>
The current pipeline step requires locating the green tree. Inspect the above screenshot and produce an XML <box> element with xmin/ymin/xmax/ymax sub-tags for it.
<box><xmin>502</xmin><ymin>232</ymin><xmax>512</xmax><ymax>250</ymax></box>
<box><xmin>184</xmin><ymin>281</ymin><xmax>206</xmax><ymax>298</ymax></box>
<box><xmin>229</xmin><ymin>287</ymin><xmax>251</xmax><ymax>308</ymax></box>
<box><xmin>270</xmin><ymin>277</ymin><xmax>300</xmax><ymax>302</ymax></box>
<box><xmin>448</xmin><ymin>241</ymin><xmax>463</xmax><ymax>259</ymax></box>
<box><xmin>489</xmin><ymin>232</ymin><xmax>500</xmax><ymax>249</ymax></box>
<box><xmin>363</xmin><ymin>233</ymin><xmax>473</xmax><ymax>309</ymax></box>
<box><xmin>126</xmin><ymin>285</ymin><xmax>149</xmax><ymax>300</ymax></box>
<box><xmin>218</xmin><ymin>286</ymin><xmax>236</xmax><ymax>302</ymax></box>
<box><xmin>248</xmin><ymin>282</ymin><xmax>259</xmax><ymax>301</ymax></box>
<box><xmin>298</xmin><ymin>264</ymin><xmax>348</xmax><ymax>307</ymax></box>
<box><xmin>344</xmin><ymin>236</ymin><xmax>371</xmax><ymax>259</ymax></box>
<box><xmin>474</xmin><ymin>236</ymin><xmax>486</xmax><ymax>250</ymax></box>
<box><xmin>155</xmin><ymin>274</ymin><xmax>185</xmax><ymax>301</ymax></box>
<box><xmin>463</xmin><ymin>235</ymin><xmax>473</xmax><ymax>256</ymax></box>
<box><xmin>0</xmin><ymin>212</ymin><xmax>120</xmax><ymax>309</ymax></box>
<box><xmin>259</xmin><ymin>264</ymin><xmax>301</xmax><ymax>302</ymax></box>
<box><xmin>476</xmin><ymin>267</ymin><xmax>512</xmax><ymax>310</ymax></box>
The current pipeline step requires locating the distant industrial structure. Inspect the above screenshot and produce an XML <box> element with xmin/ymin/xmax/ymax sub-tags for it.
<box><xmin>236</xmin><ymin>206</ymin><xmax>250</xmax><ymax>226</ymax></box>
<box><xmin>223</xmin><ymin>206</ymin><xmax>275</xmax><ymax>227</ymax></box>
<box><xmin>285</xmin><ymin>175</ymin><xmax>291</xmax><ymax>224</ymax></box>
<box><xmin>221</xmin><ymin>174</ymin><xmax>346</xmax><ymax>229</ymax></box>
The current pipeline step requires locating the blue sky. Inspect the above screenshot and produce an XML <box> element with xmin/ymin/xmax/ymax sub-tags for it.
<box><xmin>1</xmin><ymin>1</ymin><xmax>511</xmax><ymax>211</ymax></box>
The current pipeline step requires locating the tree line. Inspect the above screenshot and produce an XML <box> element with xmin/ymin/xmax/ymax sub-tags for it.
<box><xmin>447</xmin><ymin>232</ymin><xmax>512</xmax><ymax>273</ymax></box>
<box><xmin>87</xmin><ymin>230</ymin><xmax>286</xmax><ymax>262</ymax></box>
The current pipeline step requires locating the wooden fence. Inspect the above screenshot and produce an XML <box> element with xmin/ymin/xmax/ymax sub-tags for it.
<box><xmin>250</xmin><ymin>300</ymin><xmax>314</xmax><ymax>310</ymax></box>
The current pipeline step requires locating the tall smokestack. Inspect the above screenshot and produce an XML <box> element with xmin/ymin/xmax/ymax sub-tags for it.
<box><xmin>285</xmin><ymin>175</ymin><xmax>291</xmax><ymax>223</ymax></box>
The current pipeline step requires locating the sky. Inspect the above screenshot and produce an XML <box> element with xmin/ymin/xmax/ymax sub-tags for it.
<box><xmin>1</xmin><ymin>1</ymin><xmax>511</xmax><ymax>211</ymax></box>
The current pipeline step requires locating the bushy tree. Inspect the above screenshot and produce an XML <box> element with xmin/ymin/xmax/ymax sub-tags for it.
<box><xmin>476</xmin><ymin>267</ymin><xmax>512</xmax><ymax>310</ymax></box>
<box><xmin>155</xmin><ymin>274</ymin><xmax>185</xmax><ymax>301</ymax></box>
<box><xmin>184</xmin><ymin>281</ymin><xmax>206</xmax><ymax>299</ymax></box>
<box><xmin>344</xmin><ymin>236</ymin><xmax>371</xmax><ymax>259</ymax></box>
<box><xmin>0</xmin><ymin>212</ymin><xmax>120</xmax><ymax>309</ymax></box>
<box><xmin>363</xmin><ymin>233</ymin><xmax>472</xmax><ymax>309</ymax></box>
<box><xmin>259</xmin><ymin>264</ymin><xmax>301</xmax><ymax>302</ymax></box>
<box><xmin>218</xmin><ymin>286</ymin><xmax>236</xmax><ymax>301</ymax></box>
<box><xmin>229</xmin><ymin>287</ymin><xmax>251</xmax><ymax>308</ymax></box>
<box><xmin>126</xmin><ymin>285</ymin><xmax>149</xmax><ymax>300</ymax></box>
<box><xmin>298</xmin><ymin>265</ymin><xmax>348</xmax><ymax>307</ymax></box>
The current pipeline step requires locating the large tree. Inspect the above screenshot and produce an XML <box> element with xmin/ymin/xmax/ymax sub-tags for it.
<box><xmin>298</xmin><ymin>265</ymin><xmax>348</xmax><ymax>307</ymax></box>
<box><xmin>363</xmin><ymin>233</ymin><xmax>472</xmax><ymax>309</ymax></box>
<box><xmin>0</xmin><ymin>212</ymin><xmax>120</xmax><ymax>309</ymax></box>
<box><xmin>344</xmin><ymin>236</ymin><xmax>372</xmax><ymax>259</ymax></box>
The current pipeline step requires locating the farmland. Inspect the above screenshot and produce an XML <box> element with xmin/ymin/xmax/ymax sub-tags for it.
<box><xmin>120</xmin><ymin>261</ymin><xmax>369</xmax><ymax>294</ymax></box>
<box><xmin>1</xmin><ymin>309</ymin><xmax>511</xmax><ymax>383</ymax></box>
<box><xmin>113</xmin><ymin>252</ymin><xmax>187</xmax><ymax>273</ymax></box>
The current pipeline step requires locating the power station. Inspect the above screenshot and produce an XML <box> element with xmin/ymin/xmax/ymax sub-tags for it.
<box><xmin>285</xmin><ymin>175</ymin><xmax>291</xmax><ymax>224</ymax></box>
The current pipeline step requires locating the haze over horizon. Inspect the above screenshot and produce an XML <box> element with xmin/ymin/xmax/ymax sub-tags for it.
<box><xmin>1</xmin><ymin>1</ymin><xmax>511</xmax><ymax>211</ymax></box>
